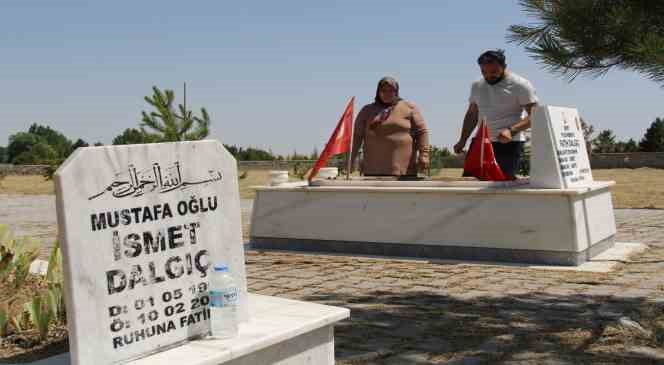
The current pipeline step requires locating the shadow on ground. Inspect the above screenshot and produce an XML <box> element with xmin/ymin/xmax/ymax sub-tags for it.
<box><xmin>302</xmin><ymin>290</ymin><xmax>663</xmax><ymax>364</ymax></box>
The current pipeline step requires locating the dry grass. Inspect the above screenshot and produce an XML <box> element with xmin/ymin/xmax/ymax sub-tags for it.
<box><xmin>434</xmin><ymin>168</ymin><xmax>664</xmax><ymax>209</ymax></box>
<box><xmin>592</xmin><ymin>168</ymin><xmax>664</xmax><ymax>209</ymax></box>
<box><xmin>238</xmin><ymin>169</ymin><xmax>303</xmax><ymax>200</ymax></box>
<box><xmin>1</xmin><ymin>168</ymin><xmax>663</xmax><ymax>208</ymax></box>
<box><xmin>0</xmin><ymin>175</ymin><xmax>53</xmax><ymax>195</ymax></box>
<box><xmin>238</xmin><ymin>170</ymin><xmax>273</xmax><ymax>200</ymax></box>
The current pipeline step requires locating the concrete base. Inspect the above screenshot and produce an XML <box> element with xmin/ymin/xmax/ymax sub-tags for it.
<box><xmin>250</xmin><ymin>180</ymin><xmax>618</xmax><ymax>266</ymax></box>
<box><xmin>12</xmin><ymin>294</ymin><xmax>349</xmax><ymax>365</ymax></box>
<box><xmin>252</xmin><ymin>236</ymin><xmax>615</xmax><ymax>266</ymax></box>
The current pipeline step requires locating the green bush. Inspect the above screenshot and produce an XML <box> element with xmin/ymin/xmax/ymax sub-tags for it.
<box><xmin>25</xmin><ymin>295</ymin><xmax>52</xmax><ymax>341</ymax></box>
<box><xmin>0</xmin><ymin>306</ymin><xmax>8</xmax><ymax>337</ymax></box>
<box><xmin>46</xmin><ymin>241</ymin><xmax>66</xmax><ymax>324</ymax></box>
<box><xmin>518</xmin><ymin>145</ymin><xmax>531</xmax><ymax>176</ymax></box>
<box><xmin>0</xmin><ymin>226</ymin><xmax>67</xmax><ymax>339</ymax></box>
<box><xmin>0</xmin><ymin>225</ymin><xmax>40</xmax><ymax>289</ymax></box>
<box><xmin>12</xmin><ymin>310</ymin><xmax>30</xmax><ymax>333</ymax></box>
<box><xmin>7</xmin><ymin>132</ymin><xmax>43</xmax><ymax>163</ymax></box>
<box><xmin>12</xmin><ymin>143</ymin><xmax>58</xmax><ymax>165</ymax></box>
<box><xmin>47</xmin><ymin>284</ymin><xmax>66</xmax><ymax>324</ymax></box>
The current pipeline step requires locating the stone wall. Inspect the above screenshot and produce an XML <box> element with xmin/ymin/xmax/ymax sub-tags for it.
<box><xmin>0</xmin><ymin>164</ymin><xmax>50</xmax><ymax>176</ymax></box>
<box><xmin>434</xmin><ymin>153</ymin><xmax>664</xmax><ymax>170</ymax></box>
<box><xmin>589</xmin><ymin>153</ymin><xmax>664</xmax><ymax>169</ymax></box>
<box><xmin>237</xmin><ymin>159</ymin><xmax>345</xmax><ymax>171</ymax></box>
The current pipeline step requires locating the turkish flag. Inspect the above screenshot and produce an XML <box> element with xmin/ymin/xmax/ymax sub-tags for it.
<box><xmin>463</xmin><ymin>120</ymin><xmax>510</xmax><ymax>181</ymax></box>
<box><xmin>308</xmin><ymin>97</ymin><xmax>354</xmax><ymax>182</ymax></box>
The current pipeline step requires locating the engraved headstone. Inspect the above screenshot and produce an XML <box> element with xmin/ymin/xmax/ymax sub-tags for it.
<box><xmin>530</xmin><ymin>105</ymin><xmax>594</xmax><ymax>189</ymax></box>
<box><xmin>54</xmin><ymin>141</ymin><xmax>247</xmax><ymax>365</ymax></box>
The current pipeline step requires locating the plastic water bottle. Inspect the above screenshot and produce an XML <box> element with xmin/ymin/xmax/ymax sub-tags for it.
<box><xmin>209</xmin><ymin>263</ymin><xmax>239</xmax><ymax>339</ymax></box>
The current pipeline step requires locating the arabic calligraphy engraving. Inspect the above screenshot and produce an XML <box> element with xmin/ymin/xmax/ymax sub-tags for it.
<box><xmin>89</xmin><ymin>161</ymin><xmax>223</xmax><ymax>200</ymax></box>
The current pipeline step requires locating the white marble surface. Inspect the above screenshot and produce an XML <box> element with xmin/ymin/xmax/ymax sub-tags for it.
<box><xmin>531</xmin><ymin>105</ymin><xmax>594</xmax><ymax>189</ymax></box>
<box><xmin>9</xmin><ymin>294</ymin><xmax>349</xmax><ymax>365</ymax></box>
<box><xmin>527</xmin><ymin>242</ymin><xmax>648</xmax><ymax>273</ymax></box>
<box><xmin>251</xmin><ymin>183</ymin><xmax>616</xmax><ymax>253</ymax></box>
<box><xmin>54</xmin><ymin>141</ymin><xmax>248</xmax><ymax>365</ymax></box>
<box><xmin>127</xmin><ymin>294</ymin><xmax>348</xmax><ymax>365</ymax></box>
<box><xmin>257</xmin><ymin>181</ymin><xmax>615</xmax><ymax>196</ymax></box>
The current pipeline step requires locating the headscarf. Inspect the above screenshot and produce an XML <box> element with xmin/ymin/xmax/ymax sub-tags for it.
<box><xmin>370</xmin><ymin>77</ymin><xmax>401</xmax><ymax>130</ymax></box>
<box><xmin>374</xmin><ymin>76</ymin><xmax>401</xmax><ymax>106</ymax></box>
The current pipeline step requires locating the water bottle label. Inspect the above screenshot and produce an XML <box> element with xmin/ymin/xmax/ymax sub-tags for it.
<box><xmin>210</xmin><ymin>288</ymin><xmax>239</xmax><ymax>307</ymax></box>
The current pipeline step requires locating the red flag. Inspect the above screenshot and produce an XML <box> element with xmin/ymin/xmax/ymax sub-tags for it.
<box><xmin>309</xmin><ymin>97</ymin><xmax>354</xmax><ymax>182</ymax></box>
<box><xmin>463</xmin><ymin>120</ymin><xmax>510</xmax><ymax>181</ymax></box>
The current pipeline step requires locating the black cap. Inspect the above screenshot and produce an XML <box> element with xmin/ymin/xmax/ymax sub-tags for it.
<box><xmin>477</xmin><ymin>49</ymin><xmax>506</xmax><ymax>67</ymax></box>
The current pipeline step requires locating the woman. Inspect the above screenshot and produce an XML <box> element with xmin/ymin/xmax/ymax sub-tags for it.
<box><xmin>351</xmin><ymin>77</ymin><xmax>430</xmax><ymax>176</ymax></box>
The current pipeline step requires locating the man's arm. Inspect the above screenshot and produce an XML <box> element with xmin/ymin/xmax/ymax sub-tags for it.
<box><xmin>496</xmin><ymin>102</ymin><xmax>536</xmax><ymax>143</ymax></box>
<box><xmin>454</xmin><ymin>102</ymin><xmax>479</xmax><ymax>154</ymax></box>
<box><xmin>512</xmin><ymin>102</ymin><xmax>536</xmax><ymax>132</ymax></box>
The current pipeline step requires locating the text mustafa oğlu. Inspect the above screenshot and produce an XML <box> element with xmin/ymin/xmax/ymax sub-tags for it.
<box><xmin>88</xmin><ymin>196</ymin><xmax>219</xmax><ymax>295</ymax></box>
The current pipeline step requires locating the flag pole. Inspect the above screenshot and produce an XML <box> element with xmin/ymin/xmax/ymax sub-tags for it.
<box><xmin>346</xmin><ymin>96</ymin><xmax>354</xmax><ymax>180</ymax></box>
<box><xmin>479</xmin><ymin>118</ymin><xmax>485</xmax><ymax>179</ymax></box>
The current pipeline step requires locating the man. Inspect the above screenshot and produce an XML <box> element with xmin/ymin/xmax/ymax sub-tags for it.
<box><xmin>454</xmin><ymin>50</ymin><xmax>539</xmax><ymax>178</ymax></box>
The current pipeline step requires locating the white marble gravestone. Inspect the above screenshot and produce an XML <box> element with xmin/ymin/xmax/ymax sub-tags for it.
<box><xmin>55</xmin><ymin>141</ymin><xmax>248</xmax><ymax>365</ymax></box>
<box><xmin>530</xmin><ymin>105</ymin><xmax>594</xmax><ymax>189</ymax></box>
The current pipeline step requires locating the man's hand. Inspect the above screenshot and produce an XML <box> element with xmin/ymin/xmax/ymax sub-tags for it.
<box><xmin>454</xmin><ymin>140</ymin><xmax>466</xmax><ymax>154</ymax></box>
<box><xmin>497</xmin><ymin>128</ymin><xmax>512</xmax><ymax>144</ymax></box>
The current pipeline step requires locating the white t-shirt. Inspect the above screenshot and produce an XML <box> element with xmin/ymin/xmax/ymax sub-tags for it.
<box><xmin>469</xmin><ymin>71</ymin><xmax>539</xmax><ymax>142</ymax></box>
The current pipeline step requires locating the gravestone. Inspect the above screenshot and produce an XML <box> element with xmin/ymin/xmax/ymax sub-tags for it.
<box><xmin>54</xmin><ymin>141</ymin><xmax>247</xmax><ymax>365</ymax></box>
<box><xmin>530</xmin><ymin>105</ymin><xmax>594</xmax><ymax>189</ymax></box>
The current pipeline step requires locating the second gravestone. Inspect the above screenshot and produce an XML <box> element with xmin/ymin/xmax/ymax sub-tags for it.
<box><xmin>530</xmin><ymin>105</ymin><xmax>594</xmax><ymax>189</ymax></box>
<box><xmin>55</xmin><ymin>141</ymin><xmax>247</xmax><ymax>365</ymax></box>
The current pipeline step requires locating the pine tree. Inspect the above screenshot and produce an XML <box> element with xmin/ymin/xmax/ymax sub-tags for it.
<box><xmin>310</xmin><ymin>146</ymin><xmax>320</xmax><ymax>160</ymax></box>
<box><xmin>580</xmin><ymin>118</ymin><xmax>595</xmax><ymax>153</ymax></box>
<box><xmin>639</xmin><ymin>117</ymin><xmax>664</xmax><ymax>152</ymax></box>
<box><xmin>112</xmin><ymin>128</ymin><xmax>159</xmax><ymax>145</ymax></box>
<box><xmin>593</xmin><ymin>130</ymin><xmax>617</xmax><ymax>153</ymax></box>
<box><xmin>140</xmin><ymin>86</ymin><xmax>210</xmax><ymax>142</ymax></box>
<box><xmin>508</xmin><ymin>1</ymin><xmax>664</xmax><ymax>85</ymax></box>
<box><xmin>624</xmin><ymin>138</ymin><xmax>639</xmax><ymax>152</ymax></box>
<box><xmin>72</xmin><ymin>139</ymin><xmax>89</xmax><ymax>150</ymax></box>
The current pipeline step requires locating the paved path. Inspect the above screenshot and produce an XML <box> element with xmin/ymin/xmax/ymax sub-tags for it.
<box><xmin>0</xmin><ymin>194</ymin><xmax>57</xmax><ymax>257</ymax></box>
<box><xmin>245</xmin><ymin>209</ymin><xmax>664</xmax><ymax>364</ymax></box>
<box><xmin>2</xmin><ymin>194</ymin><xmax>663</xmax><ymax>363</ymax></box>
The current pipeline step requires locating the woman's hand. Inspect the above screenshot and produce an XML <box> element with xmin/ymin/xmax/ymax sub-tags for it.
<box><xmin>417</xmin><ymin>155</ymin><xmax>430</xmax><ymax>172</ymax></box>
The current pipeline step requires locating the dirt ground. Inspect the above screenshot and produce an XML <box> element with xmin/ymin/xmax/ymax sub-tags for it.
<box><xmin>3</xmin><ymin>168</ymin><xmax>663</xmax><ymax>208</ymax></box>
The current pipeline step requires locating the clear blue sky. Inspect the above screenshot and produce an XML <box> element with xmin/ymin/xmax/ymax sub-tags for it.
<box><xmin>1</xmin><ymin>1</ymin><xmax>662</xmax><ymax>155</ymax></box>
